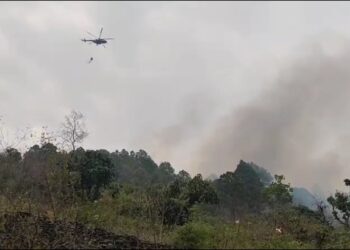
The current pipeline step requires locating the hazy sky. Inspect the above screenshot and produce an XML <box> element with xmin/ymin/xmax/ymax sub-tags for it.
<box><xmin>2</xmin><ymin>2</ymin><xmax>350</xmax><ymax>195</ymax></box>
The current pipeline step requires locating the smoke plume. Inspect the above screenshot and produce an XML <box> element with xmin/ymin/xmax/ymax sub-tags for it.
<box><xmin>193</xmin><ymin>39</ymin><xmax>350</xmax><ymax>195</ymax></box>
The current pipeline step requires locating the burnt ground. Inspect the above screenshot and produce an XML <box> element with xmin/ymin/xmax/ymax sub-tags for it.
<box><xmin>0</xmin><ymin>212</ymin><xmax>172</xmax><ymax>249</ymax></box>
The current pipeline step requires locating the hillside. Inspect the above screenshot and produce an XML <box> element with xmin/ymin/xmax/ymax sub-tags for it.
<box><xmin>0</xmin><ymin>212</ymin><xmax>170</xmax><ymax>249</ymax></box>
<box><xmin>0</xmin><ymin>144</ymin><xmax>349</xmax><ymax>249</ymax></box>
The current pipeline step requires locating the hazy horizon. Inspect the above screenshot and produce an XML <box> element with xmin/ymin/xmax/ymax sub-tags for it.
<box><xmin>2</xmin><ymin>2</ymin><xmax>350</xmax><ymax>196</ymax></box>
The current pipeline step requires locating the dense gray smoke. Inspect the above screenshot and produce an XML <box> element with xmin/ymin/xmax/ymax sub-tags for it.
<box><xmin>192</xmin><ymin>42</ymin><xmax>350</xmax><ymax>195</ymax></box>
<box><xmin>149</xmin><ymin>92</ymin><xmax>220</xmax><ymax>163</ymax></box>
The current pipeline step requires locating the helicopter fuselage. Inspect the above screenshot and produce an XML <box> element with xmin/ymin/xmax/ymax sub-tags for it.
<box><xmin>93</xmin><ymin>39</ymin><xmax>107</xmax><ymax>45</ymax></box>
<box><xmin>82</xmin><ymin>38</ymin><xmax>107</xmax><ymax>45</ymax></box>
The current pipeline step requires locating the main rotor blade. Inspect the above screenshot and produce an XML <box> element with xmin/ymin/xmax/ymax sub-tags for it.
<box><xmin>104</xmin><ymin>38</ymin><xmax>114</xmax><ymax>40</ymax></box>
<box><xmin>86</xmin><ymin>31</ymin><xmax>98</xmax><ymax>38</ymax></box>
<box><xmin>99</xmin><ymin>27</ymin><xmax>103</xmax><ymax>39</ymax></box>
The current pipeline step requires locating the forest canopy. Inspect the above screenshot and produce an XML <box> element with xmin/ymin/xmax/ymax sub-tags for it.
<box><xmin>0</xmin><ymin>112</ymin><xmax>348</xmax><ymax>249</ymax></box>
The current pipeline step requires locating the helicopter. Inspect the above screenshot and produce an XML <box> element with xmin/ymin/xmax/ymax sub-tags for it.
<box><xmin>81</xmin><ymin>28</ymin><xmax>114</xmax><ymax>47</ymax></box>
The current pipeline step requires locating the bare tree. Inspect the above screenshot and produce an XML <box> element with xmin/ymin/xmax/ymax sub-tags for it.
<box><xmin>31</xmin><ymin>125</ymin><xmax>57</xmax><ymax>147</ymax></box>
<box><xmin>60</xmin><ymin>110</ymin><xmax>88</xmax><ymax>151</ymax></box>
<box><xmin>0</xmin><ymin>116</ymin><xmax>31</xmax><ymax>152</ymax></box>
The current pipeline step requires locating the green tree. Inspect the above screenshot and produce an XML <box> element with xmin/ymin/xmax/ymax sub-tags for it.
<box><xmin>173</xmin><ymin>222</ymin><xmax>215</xmax><ymax>249</ymax></box>
<box><xmin>327</xmin><ymin>179</ymin><xmax>350</xmax><ymax>229</ymax></box>
<box><xmin>111</xmin><ymin>149</ymin><xmax>163</xmax><ymax>187</ymax></box>
<box><xmin>183</xmin><ymin>174</ymin><xmax>218</xmax><ymax>206</ymax></box>
<box><xmin>0</xmin><ymin>148</ymin><xmax>23</xmax><ymax>200</ymax></box>
<box><xmin>177</xmin><ymin>170</ymin><xmax>191</xmax><ymax>185</ymax></box>
<box><xmin>214</xmin><ymin>160</ymin><xmax>265</xmax><ymax>215</ymax></box>
<box><xmin>263</xmin><ymin>174</ymin><xmax>293</xmax><ymax>206</ymax></box>
<box><xmin>70</xmin><ymin>148</ymin><xmax>115</xmax><ymax>200</ymax></box>
<box><xmin>158</xmin><ymin>162</ymin><xmax>176</xmax><ymax>183</ymax></box>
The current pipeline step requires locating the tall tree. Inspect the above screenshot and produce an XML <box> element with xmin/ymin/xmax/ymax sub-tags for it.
<box><xmin>214</xmin><ymin>160</ymin><xmax>265</xmax><ymax>215</ymax></box>
<box><xmin>72</xmin><ymin>149</ymin><xmax>115</xmax><ymax>200</ymax></box>
<box><xmin>158</xmin><ymin>162</ymin><xmax>176</xmax><ymax>183</ymax></box>
<box><xmin>183</xmin><ymin>174</ymin><xmax>218</xmax><ymax>206</ymax></box>
<box><xmin>263</xmin><ymin>174</ymin><xmax>293</xmax><ymax>206</ymax></box>
<box><xmin>60</xmin><ymin>110</ymin><xmax>88</xmax><ymax>151</ymax></box>
<box><xmin>327</xmin><ymin>179</ymin><xmax>350</xmax><ymax>229</ymax></box>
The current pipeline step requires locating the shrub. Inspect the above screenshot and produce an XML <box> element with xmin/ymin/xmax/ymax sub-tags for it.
<box><xmin>173</xmin><ymin>221</ymin><xmax>215</xmax><ymax>249</ymax></box>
